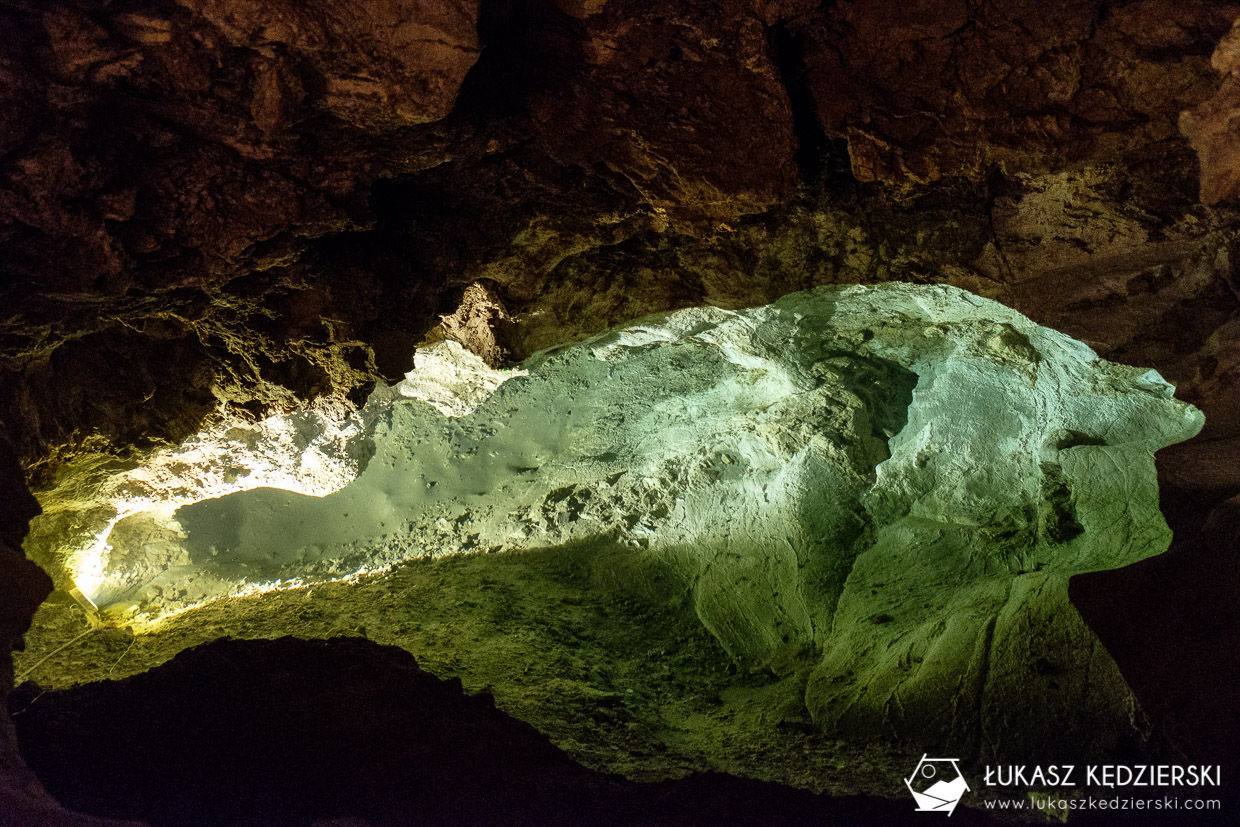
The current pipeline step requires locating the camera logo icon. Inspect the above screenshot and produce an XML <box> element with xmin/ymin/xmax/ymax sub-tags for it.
<box><xmin>905</xmin><ymin>755</ymin><xmax>970</xmax><ymax>815</ymax></box>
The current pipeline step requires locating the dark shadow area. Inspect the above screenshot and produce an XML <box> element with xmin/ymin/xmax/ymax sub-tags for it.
<box><xmin>9</xmin><ymin>636</ymin><xmax>1000</xmax><ymax>827</ymax></box>
<box><xmin>451</xmin><ymin>0</ymin><xmax>587</xmax><ymax>119</ymax></box>
<box><xmin>766</xmin><ymin>22</ymin><xmax>829</xmax><ymax>182</ymax></box>
<box><xmin>1070</xmin><ymin>446</ymin><xmax>1240</xmax><ymax>825</ymax></box>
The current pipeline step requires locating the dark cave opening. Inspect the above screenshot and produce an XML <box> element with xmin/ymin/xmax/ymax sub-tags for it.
<box><xmin>766</xmin><ymin>21</ymin><xmax>831</xmax><ymax>182</ymax></box>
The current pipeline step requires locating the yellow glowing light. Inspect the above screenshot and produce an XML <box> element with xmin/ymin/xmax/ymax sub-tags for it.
<box><xmin>70</xmin><ymin>515</ymin><xmax>123</xmax><ymax>602</ymax></box>
<box><xmin>50</xmin><ymin>341</ymin><xmax>518</xmax><ymax>625</ymax></box>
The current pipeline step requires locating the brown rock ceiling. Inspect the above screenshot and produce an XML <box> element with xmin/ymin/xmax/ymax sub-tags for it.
<box><xmin>2</xmin><ymin>0</ymin><xmax>1240</xmax><ymax>822</ymax></box>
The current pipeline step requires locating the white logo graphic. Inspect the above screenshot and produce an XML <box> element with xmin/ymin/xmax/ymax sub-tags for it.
<box><xmin>906</xmin><ymin>755</ymin><xmax>970</xmax><ymax>815</ymax></box>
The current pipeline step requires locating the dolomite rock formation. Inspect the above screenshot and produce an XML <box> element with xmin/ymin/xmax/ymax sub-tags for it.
<box><xmin>3</xmin><ymin>0</ymin><xmax>1235</xmax><ymax>488</ymax></box>
<box><xmin>72</xmin><ymin>284</ymin><xmax>1202</xmax><ymax>757</ymax></box>
<box><xmin>804</xmin><ymin>0</ymin><xmax>1240</xmax><ymax>183</ymax></box>
<box><xmin>3</xmin><ymin>1</ymin><xmax>1240</xmax><ymax>820</ymax></box>
<box><xmin>1182</xmin><ymin>19</ymin><xmax>1240</xmax><ymax>203</ymax></box>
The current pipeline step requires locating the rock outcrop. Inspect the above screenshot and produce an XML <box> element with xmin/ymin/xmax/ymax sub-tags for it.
<box><xmin>804</xmin><ymin>0</ymin><xmax>1240</xmax><ymax>183</ymax></box>
<box><xmin>1182</xmin><ymin>19</ymin><xmax>1240</xmax><ymax>204</ymax></box>
<box><xmin>46</xmin><ymin>284</ymin><xmax>1201</xmax><ymax>767</ymax></box>
<box><xmin>2</xmin><ymin>0</ymin><xmax>1235</xmax><ymax>480</ymax></box>
<box><xmin>3</xmin><ymin>0</ymin><xmax>1240</xmax><ymax>821</ymax></box>
<box><xmin>0</xmin><ymin>0</ymin><xmax>482</xmax><ymax>479</ymax></box>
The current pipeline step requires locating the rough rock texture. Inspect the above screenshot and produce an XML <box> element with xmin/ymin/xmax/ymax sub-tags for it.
<box><xmin>0</xmin><ymin>0</ymin><xmax>802</xmax><ymax>483</ymax></box>
<box><xmin>3</xmin><ymin>0</ymin><xmax>1240</xmax><ymax>821</ymax></box>
<box><xmin>4</xmin><ymin>0</ymin><xmax>1234</xmax><ymax>481</ymax></box>
<box><xmin>23</xmin><ymin>402</ymin><xmax>373</xmax><ymax>597</ymax></box>
<box><xmin>1182</xmin><ymin>20</ymin><xmax>1240</xmax><ymax>203</ymax></box>
<box><xmin>522</xmin><ymin>0</ymin><xmax>798</xmax><ymax>230</ymax></box>
<box><xmin>803</xmin><ymin>0</ymin><xmax>1240</xmax><ymax>184</ymax></box>
<box><xmin>0</xmin><ymin>0</ymin><xmax>483</xmax><ymax>477</ymax></box>
<box><xmin>45</xmin><ymin>285</ymin><xmax>1201</xmax><ymax>769</ymax></box>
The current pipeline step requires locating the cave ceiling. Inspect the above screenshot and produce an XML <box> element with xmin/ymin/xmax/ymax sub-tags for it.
<box><xmin>2</xmin><ymin>0</ymin><xmax>1239</xmax><ymax>475</ymax></box>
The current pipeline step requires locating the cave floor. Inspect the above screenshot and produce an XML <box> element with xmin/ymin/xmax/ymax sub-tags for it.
<box><xmin>14</xmin><ymin>537</ymin><xmax>906</xmax><ymax>801</ymax></box>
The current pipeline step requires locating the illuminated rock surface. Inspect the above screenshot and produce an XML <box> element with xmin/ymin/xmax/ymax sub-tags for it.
<box><xmin>31</xmin><ymin>283</ymin><xmax>1202</xmax><ymax>764</ymax></box>
<box><xmin>2</xmin><ymin>4</ymin><xmax>1239</xmax><ymax>821</ymax></box>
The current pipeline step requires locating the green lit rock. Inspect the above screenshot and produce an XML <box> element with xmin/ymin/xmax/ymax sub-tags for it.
<box><xmin>82</xmin><ymin>283</ymin><xmax>1202</xmax><ymax>756</ymax></box>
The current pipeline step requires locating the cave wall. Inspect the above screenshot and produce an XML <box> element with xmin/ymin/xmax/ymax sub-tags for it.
<box><xmin>4</xmin><ymin>0</ymin><xmax>1238</xmax><ymax>475</ymax></box>
<box><xmin>3</xmin><ymin>0</ymin><xmax>1240</xmax><ymax>821</ymax></box>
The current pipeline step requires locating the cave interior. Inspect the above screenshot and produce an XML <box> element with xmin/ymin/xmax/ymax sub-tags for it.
<box><xmin>3</xmin><ymin>0</ymin><xmax>1240</xmax><ymax>825</ymax></box>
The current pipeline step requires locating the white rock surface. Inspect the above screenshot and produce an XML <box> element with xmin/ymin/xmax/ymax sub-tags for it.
<box><xmin>66</xmin><ymin>284</ymin><xmax>1203</xmax><ymax>752</ymax></box>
